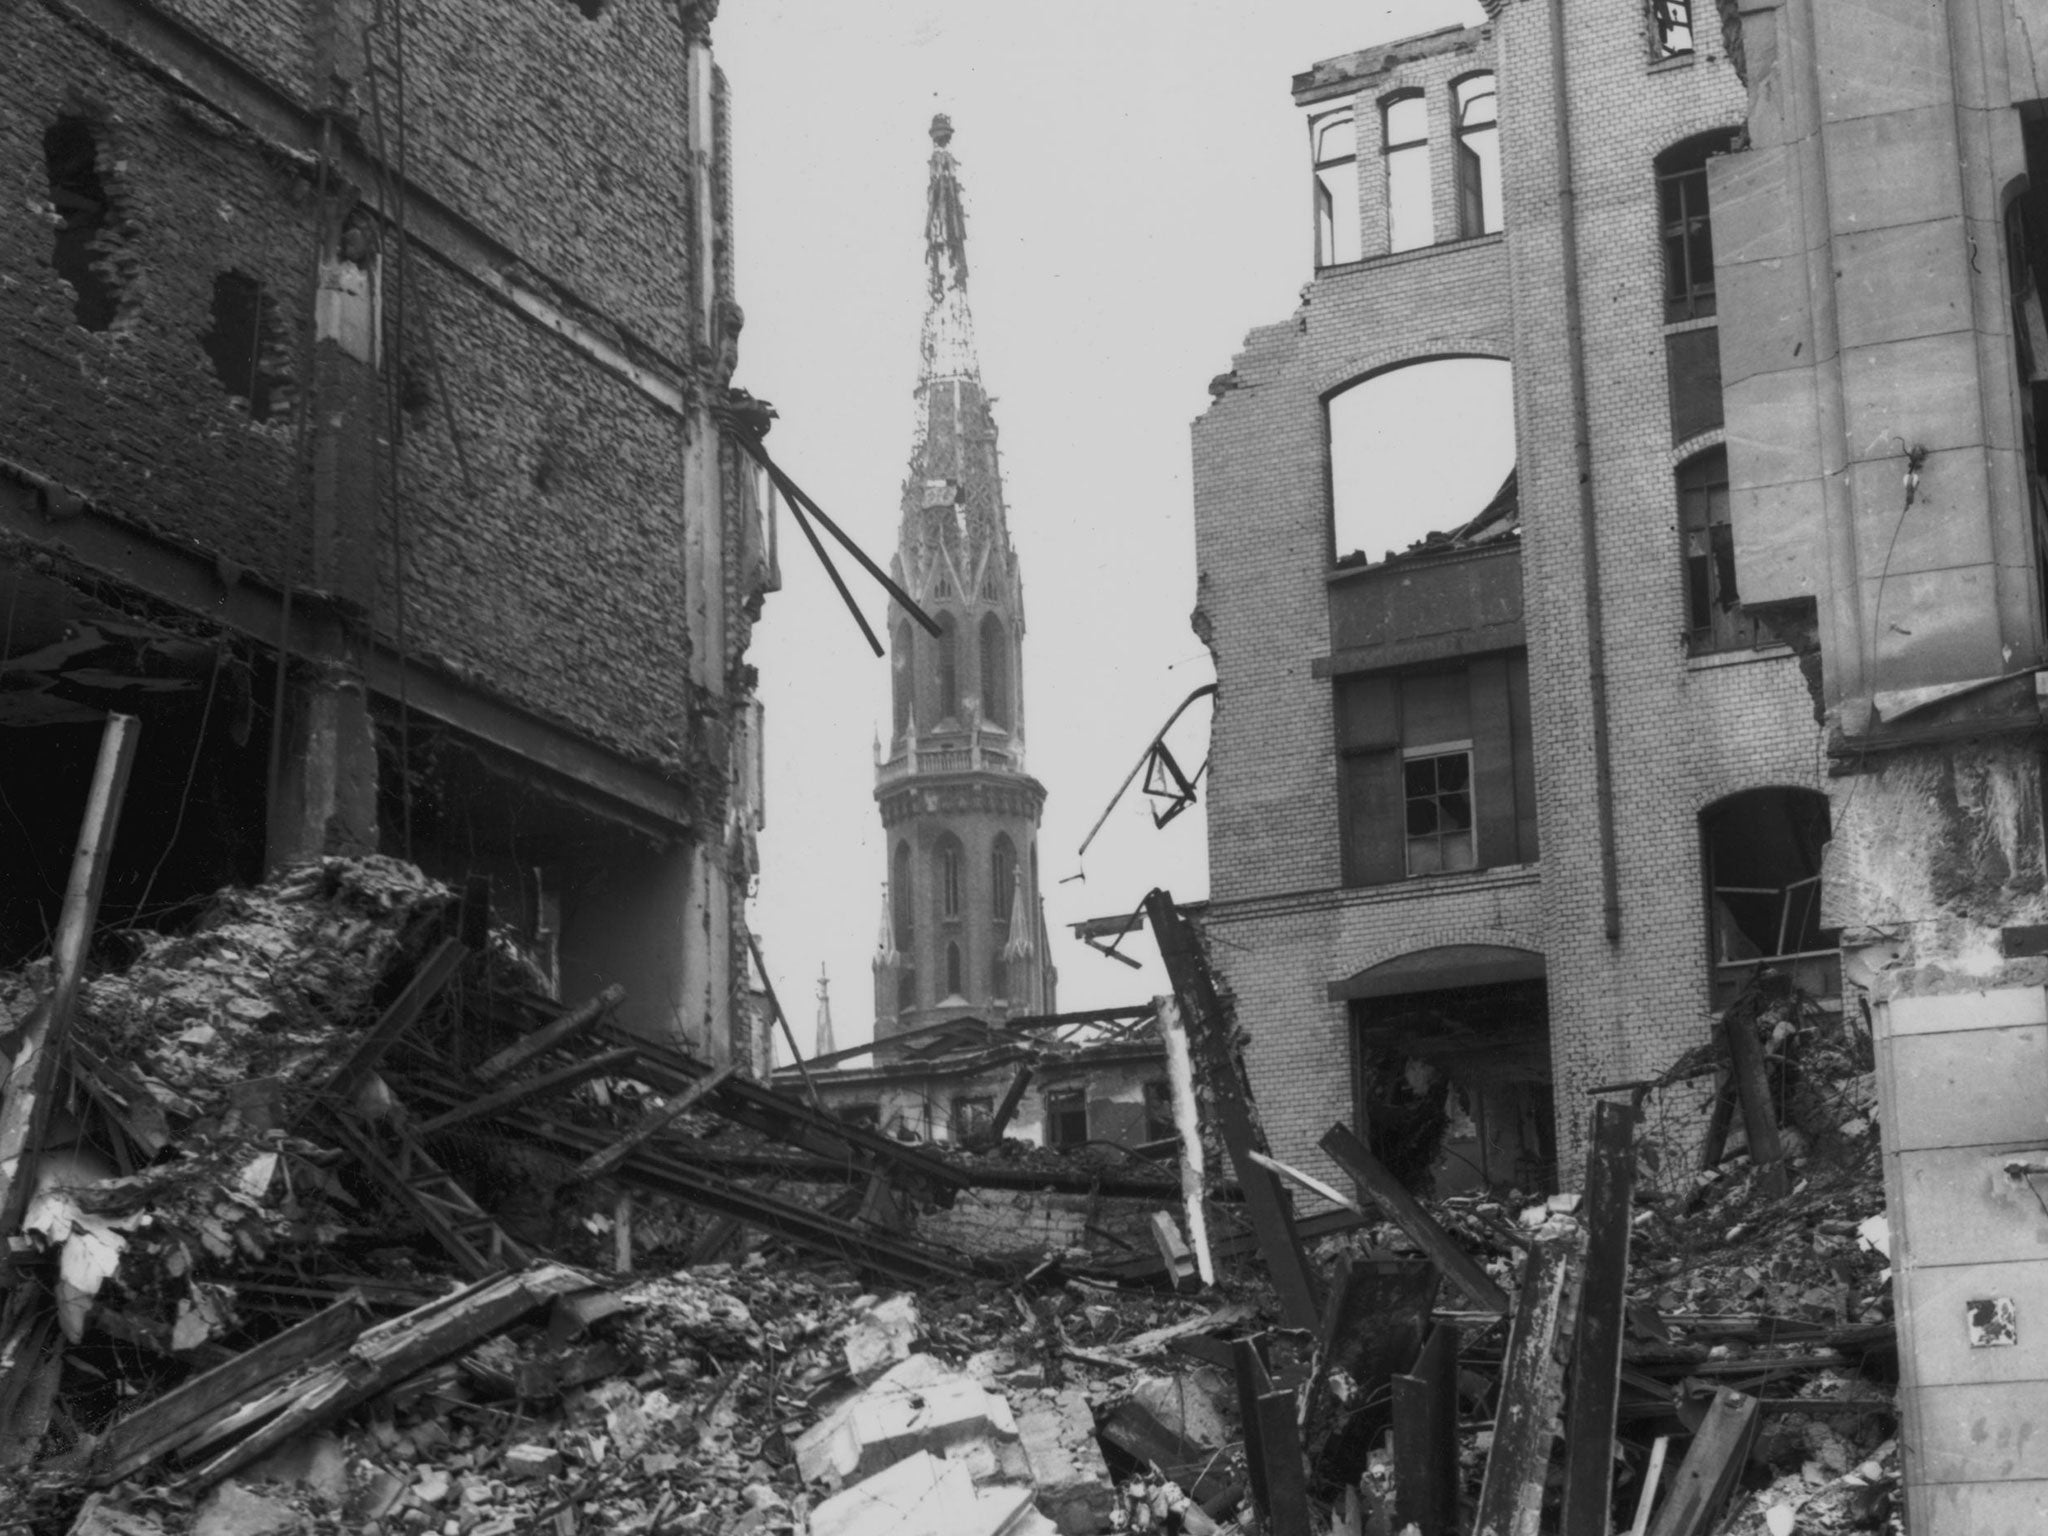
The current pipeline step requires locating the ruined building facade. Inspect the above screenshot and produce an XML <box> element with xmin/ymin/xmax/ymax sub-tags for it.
<box><xmin>2</xmin><ymin>0</ymin><xmax>776</xmax><ymax>1066</ymax></box>
<box><xmin>871</xmin><ymin>118</ymin><xmax>1056</xmax><ymax>1046</ymax></box>
<box><xmin>1194</xmin><ymin>0</ymin><xmax>2048</xmax><ymax>1523</ymax></box>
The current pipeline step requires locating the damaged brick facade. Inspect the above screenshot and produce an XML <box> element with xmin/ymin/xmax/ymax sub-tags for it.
<box><xmin>1</xmin><ymin>0</ymin><xmax>777</xmax><ymax>1067</ymax></box>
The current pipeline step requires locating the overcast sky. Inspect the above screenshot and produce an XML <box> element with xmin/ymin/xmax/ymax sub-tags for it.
<box><xmin>719</xmin><ymin>0</ymin><xmax>1485</xmax><ymax>1058</ymax></box>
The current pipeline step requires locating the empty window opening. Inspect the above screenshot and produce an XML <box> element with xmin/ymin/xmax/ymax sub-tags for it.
<box><xmin>1383</xmin><ymin>93</ymin><xmax>1432</xmax><ymax>254</ymax></box>
<box><xmin>839</xmin><ymin>1102</ymin><xmax>881</xmax><ymax>1130</ymax></box>
<box><xmin>201</xmin><ymin>272</ymin><xmax>292</xmax><ymax>423</ymax></box>
<box><xmin>1044</xmin><ymin>1087</ymin><xmax>1088</xmax><ymax>1149</ymax></box>
<box><xmin>892</xmin><ymin>621</ymin><xmax>913</xmax><ymax>736</ymax></box>
<box><xmin>945</xmin><ymin>941</ymin><xmax>963</xmax><ymax>998</ymax></box>
<box><xmin>1142</xmin><ymin>1080</ymin><xmax>1175</xmax><ymax>1144</ymax></box>
<box><xmin>1653</xmin><ymin>0</ymin><xmax>1696</xmax><ymax>58</ymax></box>
<box><xmin>1702</xmin><ymin>787</ymin><xmax>1839</xmax><ymax>1008</ymax></box>
<box><xmin>936</xmin><ymin>612</ymin><xmax>958</xmax><ymax>719</ymax></box>
<box><xmin>992</xmin><ymin>833</ymin><xmax>1017</xmax><ymax>922</ymax></box>
<box><xmin>953</xmin><ymin>1095</ymin><xmax>994</xmax><ymax>1142</ymax></box>
<box><xmin>1453</xmin><ymin>75</ymin><xmax>1501</xmax><ymax>239</ymax></box>
<box><xmin>1404</xmin><ymin>745</ymin><xmax>1475</xmax><ymax>876</ymax></box>
<box><xmin>1679</xmin><ymin>448</ymin><xmax>1757</xmax><ymax>654</ymax></box>
<box><xmin>979</xmin><ymin>614</ymin><xmax>1010</xmax><ymax>727</ymax></box>
<box><xmin>1658</xmin><ymin>137</ymin><xmax>1723</xmax><ymax>322</ymax></box>
<box><xmin>1310</xmin><ymin>106</ymin><xmax>1361</xmax><ymax>268</ymax></box>
<box><xmin>892</xmin><ymin>841</ymin><xmax>913</xmax><ymax>949</ymax></box>
<box><xmin>1328</xmin><ymin>358</ymin><xmax>1514</xmax><ymax>564</ymax></box>
<box><xmin>44</xmin><ymin>117</ymin><xmax>125</xmax><ymax>332</ymax></box>
<box><xmin>936</xmin><ymin>836</ymin><xmax>962</xmax><ymax>918</ymax></box>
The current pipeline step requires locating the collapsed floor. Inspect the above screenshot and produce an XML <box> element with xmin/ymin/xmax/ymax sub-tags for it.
<box><xmin>0</xmin><ymin>858</ymin><xmax>1898</xmax><ymax>1536</ymax></box>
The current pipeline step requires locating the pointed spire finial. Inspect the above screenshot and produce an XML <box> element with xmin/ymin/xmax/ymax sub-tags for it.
<box><xmin>814</xmin><ymin>964</ymin><xmax>836</xmax><ymax>1058</ymax></box>
<box><xmin>929</xmin><ymin>112</ymin><xmax>954</xmax><ymax>147</ymax></box>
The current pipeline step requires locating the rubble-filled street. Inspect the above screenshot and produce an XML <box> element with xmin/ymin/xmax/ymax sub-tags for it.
<box><xmin>0</xmin><ymin>856</ymin><xmax>1901</xmax><ymax>1536</ymax></box>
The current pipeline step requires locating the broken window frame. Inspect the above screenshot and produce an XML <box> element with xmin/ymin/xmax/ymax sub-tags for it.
<box><xmin>1658</xmin><ymin>149</ymin><xmax>1717</xmax><ymax>322</ymax></box>
<box><xmin>1142</xmin><ymin>1079</ymin><xmax>1175</xmax><ymax>1144</ymax></box>
<box><xmin>1677</xmin><ymin>447</ymin><xmax>1758</xmax><ymax>655</ymax></box>
<box><xmin>1310</xmin><ymin>105</ymin><xmax>1362</xmax><ymax>268</ymax></box>
<box><xmin>1382</xmin><ymin>91</ymin><xmax>1433</xmax><ymax>255</ymax></box>
<box><xmin>979</xmin><ymin>613</ymin><xmax>1010</xmax><ymax>728</ymax></box>
<box><xmin>1452</xmin><ymin>74</ymin><xmax>1501</xmax><ymax>240</ymax></box>
<box><xmin>1652</xmin><ymin>0</ymin><xmax>1696</xmax><ymax>60</ymax></box>
<box><xmin>1044</xmin><ymin>1086</ymin><xmax>1088</xmax><ymax>1149</ymax></box>
<box><xmin>952</xmin><ymin>1095</ymin><xmax>994</xmax><ymax>1141</ymax></box>
<box><xmin>1701</xmin><ymin>788</ymin><xmax>1841</xmax><ymax>1007</ymax></box>
<box><xmin>1402</xmin><ymin>741</ymin><xmax>1477</xmax><ymax>877</ymax></box>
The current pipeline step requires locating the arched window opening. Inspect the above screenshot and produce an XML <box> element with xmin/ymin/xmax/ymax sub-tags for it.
<box><xmin>1658</xmin><ymin>134</ymin><xmax>1733</xmax><ymax>322</ymax></box>
<box><xmin>1383</xmin><ymin>93</ymin><xmax>1431</xmax><ymax>254</ymax></box>
<box><xmin>1678</xmin><ymin>448</ymin><xmax>1757</xmax><ymax>655</ymax></box>
<box><xmin>1701</xmin><ymin>788</ymin><xmax>1839</xmax><ymax>1009</ymax></box>
<box><xmin>936</xmin><ymin>613</ymin><xmax>958</xmax><ymax>719</ymax></box>
<box><xmin>980</xmin><ymin>614</ymin><xmax>1010</xmax><ymax>728</ymax></box>
<box><xmin>44</xmin><ymin>117</ymin><xmax>123</xmax><ymax>332</ymax></box>
<box><xmin>935</xmin><ymin>837</ymin><xmax>962</xmax><ymax>919</ymax></box>
<box><xmin>992</xmin><ymin>835</ymin><xmax>1017</xmax><ymax>923</ymax></box>
<box><xmin>891</xmin><ymin>622</ymin><xmax>913</xmax><ymax>736</ymax></box>
<box><xmin>1453</xmin><ymin>76</ymin><xmax>1500</xmax><ymax>239</ymax></box>
<box><xmin>1328</xmin><ymin>359</ymin><xmax>1514</xmax><ymax>565</ymax></box>
<box><xmin>891</xmin><ymin>842</ymin><xmax>913</xmax><ymax>950</ymax></box>
<box><xmin>946</xmin><ymin>943</ymin><xmax>964</xmax><ymax>999</ymax></box>
<box><xmin>1309</xmin><ymin>106</ymin><xmax>1360</xmax><ymax>268</ymax></box>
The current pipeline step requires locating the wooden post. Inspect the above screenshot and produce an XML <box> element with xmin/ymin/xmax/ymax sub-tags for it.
<box><xmin>1232</xmin><ymin>1338</ymin><xmax>1311</xmax><ymax>1536</ymax></box>
<box><xmin>1629</xmin><ymin>1436</ymin><xmax>1671</xmax><ymax>1536</ymax></box>
<box><xmin>566</xmin><ymin>1064</ymin><xmax>738</xmax><ymax>1183</ymax></box>
<box><xmin>989</xmin><ymin>1063</ymin><xmax>1033</xmax><ymax>1138</ymax></box>
<box><xmin>1721</xmin><ymin>1007</ymin><xmax>1788</xmax><ymax>1195</ymax></box>
<box><xmin>1320</xmin><ymin>1122</ymin><xmax>1511</xmax><ymax>1313</ymax></box>
<box><xmin>1643</xmin><ymin>1389</ymin><xmax>1760</xmax><ymax>1536</ymax></box>
<box><xmin>1560</xmin><ymin>1100</ymin><xmax>1638</xmax><ymax>1536</ymax></box>
<box><xmin>1391</xmin><ymin>1324</ymin><xmax>1459</xmax><ymax>1536</ymax></box>
<box><xmin>1473</xmin><ymin>1237</ymin><xmax>1579</xmax><ymax>1536</ymax></box>
<box><xmin>0</xmin><ymin>713</ymin><xmax>139</xmax><ymax>1245</ymax></box>
<box><xmin>1145</xmin><ymin>890</ymin><xmax>1321</xmax><ymax>1330</ymax></box>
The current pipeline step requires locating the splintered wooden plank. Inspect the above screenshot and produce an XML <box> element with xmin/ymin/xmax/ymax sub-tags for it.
<box><xmin>1560</xmin><ymin>1099</ymin><xmax>1638</xmax><ymax>1536</ymax></box>
<box><xmin>1643</xmin><ymin>1389</ymin><xmax>1761</xmax><ymax>1536</ymax></box>
<box><xmin>311</xmin><ymin>938</ymin><xmax>468</xmax><ymax>1109</ymax></box>
<box><xmin>989</xmin><ymin>1064</ymin><xmax>1033</xmax><ymax>1138</ymax></box>
<box><xmin>1722</xmin><ymin>1006</ymin><xmax>1788</xmax><ymax>1195</ymax></box>
<box><xmin>414</xmin><ymin>1045</ymin><xmax>641</xmax><ymax>1137</ymax></box>
<box><xmin>1391</xmin><ymin>1323</ymin><xmax>1459</xmax><ymax>1536</ymax></box>
<box><xmin>567</xmin><ymin>1064</ymin><xmax>738</xmax><ymax>1184</ymax></box>
<box><xmin>1473</xmin><ymin>1238</ymin><xmax>1579</xmax><ymax>1536</ymax></box>
<box><xmin>474</xmin><ymin>984</ymin><xmax>625</xmax><ymax>1083</ymax></box>
<box><xmin>1145</xmin><ymin>890</ymin><xmax>1321</xmax><ymax>1331</ymax></box>
<box><xmin>0</xmin><ymin>713</ymin><xmax>138</xmax><ymax>1240</ymax></box>
<box><xmin>91</xmin><ymin>1293</ymin><xmax>369</xmax><ymax>1486</ymax></box>
<box><xmin>1319</xmin><ymin>1122</ymin><xmax>1511</xmax><ymax>1314</ymax></box>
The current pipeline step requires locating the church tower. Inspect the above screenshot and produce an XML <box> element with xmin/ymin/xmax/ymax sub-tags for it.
<box><xmin>872</xmin><ymin>115</ymin><xmax>1057</xmax><ymax>1044</ymax></box>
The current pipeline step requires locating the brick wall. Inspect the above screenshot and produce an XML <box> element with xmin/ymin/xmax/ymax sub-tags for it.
<box><xmin>1189</xmin><ymin>0</ymin><xmax>1827</xmax><ymax>1193</ymax></box>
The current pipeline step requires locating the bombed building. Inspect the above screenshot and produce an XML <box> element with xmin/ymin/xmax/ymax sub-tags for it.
<box><xmin>1</xmin><ymin>0</ymin><xmax>775</xmax><ymax>1063</ymax></box>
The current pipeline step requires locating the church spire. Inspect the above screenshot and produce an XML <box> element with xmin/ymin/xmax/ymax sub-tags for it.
<box><xmin>814</xmin><ymin>965</ymin><xmax>835</xmax><ymax>1058</ymax></box>
<box><xmin>920</xmin><ymin>113</ymin><xmax>977</xmax><ymax>383</ymax></box>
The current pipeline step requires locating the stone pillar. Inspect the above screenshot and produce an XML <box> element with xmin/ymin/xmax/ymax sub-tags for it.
<box><xmin>265</xmin><ymin>649</ymin><xmax>378</xmax><ymax>867</ymax></box>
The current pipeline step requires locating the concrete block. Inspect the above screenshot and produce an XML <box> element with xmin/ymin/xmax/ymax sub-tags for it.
<box><xmin>1724</xmin><ymin>368</ymin><xmax>1825</xmax><ymax>490</ymax></box>
<box><xmin>1811</xmin><ymin>1</ymin><xmax>1951</xmax><ymax>119</ymax></box>
<box><xmin>1911</xmin><ymin>1380</ymin><xmax>2048</xmax><ymax>1484</ymax></box>
<box><xmin>1819</xmin><ymin>107</ymin><xmax>1964</xmax><ymax>234</ymax></box>
<box><xmin>1014</xmin><ymin>1387</ymin><xmax>1115</xmax><ymax>1535</ymax></box>
<box><xmin>1848</xmin><ymin>448</ymin><xmax>1993</xmax><ymax>578</ymax></box>
<box><xmin>192</xmin><ymin>1485</ymin><xmax>302</xmax><ymax>1536</ymax></box>
<box><xmin>1895</xmin><ymin>1145</ymin><xmax>2048</xmax><ymax>1269</ymax></box>
<box><xmin>1886</xmin><ymin>1026</ymin><xmax>2048</xmax><ymax>1151</ymax></box>
<box><xmin>1717</xmin><ymin>255</ymin><xmax>1816</xmax><ymax>388</ymax></box>
<box><xmin>809</xmin><ymin>1451</ymin><xmax>1039</xmax><ymax>1536</ymax></box>
<box><xmin>1884</xmin><ymin>989</ymin><xmax>2048</xmax><ymax>1037</ymax></box>
<box><xmin>1708</xmin><ymin>145</ymin><xmax>1801</xmax><ymax>267</ymax></box>
<box><xmin>1859</xmin><ymin>564</ymin><xmax>2009</xmax><ymax>692</ymax></box>
<box><xmin>1833</xmin><ymin>219</ymin><xmax>1974</xmax><ymax>354</ymax></box>
<box><xmin>1913</xmin><ymin>1477</ymin><xmax>2048</xmax><ymax>1533</ymax></box>
<box><xmin>502</xmin><ymin>1444</ymin><xmax>562</xmax><ymax>1481</ymax></box>
<box><xmin>798</xmin><ymin>1352</ymin><xmax>1026</xmax><ymax>1487</ymax></box>
<box><xmin>843</xmin><ymin>1293</ymin><xmax>919</xmax><ymax>1384</ymax></box>
<box><xmin>1897</xmin><ymin>1258</ymin><xmax>2048</xmax><ymax>1389</ymax></box>
<box><xmin>1728</xmin><ymin>476</ymin><xmax>1826</xmax><ymax>607</ymax></box>
<box><xmin>1842</xmin><ymin>331</ymin><xmax>1988</xmax><ymax>461</ymax></box>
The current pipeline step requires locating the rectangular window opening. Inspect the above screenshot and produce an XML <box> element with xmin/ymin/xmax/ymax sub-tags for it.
<box><xmin>1403</xmin><ymin>744</ymin><xmax>1476</xmax><ymax>877</ymax></box>
<box><xmin>1044</xmin><ymin>1087</ymin><xmax>1088</xmax><ymax>1149</ymax></box>
<box><xmin>1653</xmin><ymin>1</ymin><xmax>1696</xmax><ymax>59</ymax></box>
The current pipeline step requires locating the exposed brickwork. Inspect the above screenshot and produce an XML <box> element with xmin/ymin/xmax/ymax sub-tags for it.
<box><xmin>1189</xmin><ymin>0</ymin><xmax>1825</xmax><ymax>1189</ymax></box>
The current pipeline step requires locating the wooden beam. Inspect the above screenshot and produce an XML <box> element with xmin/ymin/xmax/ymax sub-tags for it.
<box><xmin>1643</xmin><ymin>1389</ymin><xmax>1760</xmax><ymax>1536</ymax></box>
<box><xmin>1721</xmin><ymin>1007</ymin><xmax>1788</xmax><ymax>1196</ymax></box>
<box><xmin>989</xmin><ymin>1063</ymin><xmax>1034</xmax><ymax>1138</ymax></box>
<box><xmin>1145</xmin><ymin>890</ymin><xmax>1321</xmax><ymax>1331</ymax></box>
<box><xmin>474</xmin><ymin>984</ymin><xmax>625</xmax><ymax>1083</ymax></box>
<box><xmin>1629</xmin><ymin>1436</ymin><xmax>1671</xmax><ymax>1536</ymax></box>
<box><xmin>566</xmin><ymin>1064</ymin><xmax>737</xmax><ymax>1184</ymax></box>
<box><xmin>1319</xmin><ymin>1122</ymin><xmax>1511</xmax><ymax>1314</ymax></box>
<box><xmin>1233</xmin><ymin>1337</ymin><xmax>1312</xmax><ymax>1536</ymax></box>
<box><xmin>1560</xmin><ymin>1100</ymin><xmax>1638</xmax><ymax>1536</ymax></box>
<box><xmin>309</xmin><ymin>938</ymin><xmax>468</xmax><ymax>1111</ymax></box>
<box><xmin>1473</xmin><ymin>1237</ymin><xmax>1578</xmax><ymax>1536</ymax></box>
<box><xmin>413</xmin><ymin>1046</ymin><xmax>641</xmax><ymax>1137</ymax></box>
<box><xmin>0</xmin><ymin>713</ymin><xmax>139</xmax><ymax>1243</ymax></box>
<box><xmin>1391</xmin><ymin>1324</ymin><xmax>1460</xmax><ymax>1536</ymax></box>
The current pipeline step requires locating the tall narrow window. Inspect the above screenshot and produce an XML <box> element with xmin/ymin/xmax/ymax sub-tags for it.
<box><xmin>1045</xmin><ymin>1087</ymin><xmax>1088</xmax><ymax>1149</ymax></box>
<box><xmin>1310</xmin><ymin>107</ymin><xmax>1361</xmax><ymax>268</ymax></box>
<box><xmin>1678</xmin><ymin>448</ymin><xmax>1757</xmax><ymax>654</ymax></box>
<box><xmin>936</xmin><ymin>837</ymin><xmax>962</xmax><ymax>919</ymax></box>
<box><xmin>1702</xmin><ymin>788</ymin><xmax>1839</xmax><ymax>1008</ymax></box>
<box><xmin>992</xmin><ymin>835</ymin><xmax>1016</xmax><ymax>922</ymax></box>
<box><xmin>1453</xmin><ymin>76</ymin><xmax>1500</xmax><ymax>239</ymax></box>
<box><xmin>1653</xmin><ymin>1</ymin><xmax>1695</xmax><ymax>58</ymax></box>
<box><xmin>979</xmin><ymin>614</ymin><xmax>1010</xmax><ymax>728</ymax></box>
<box><xmin>1383</xmin><ymin>93</ymin><xmax>1432</xmax><ymax>254</ymax></box>
<box><xmin>44</xmin><ymin>117</ymin><xmax>121</xmax><ymax>331</ymax></box>
<box><xmin>936</xmin><ymin>613</ymin><xmax>958</xmax><ymax>719</ymax></box>
<box><xmin>945</xmin><ymin>943</ymin><xmax>963</xmax><ymax>998</ymax></box>
<box><xmin>892</xmin><ymin>622</ymin><xmax>913</xmax><ymax>736</ymax></box>
<box><xmin>201</xmin><ymin>272</ymin><xmax>292</xmax><ymax>423</ymax></box>
<box><xmin>991</xmin><ymin>951</ymin><xmax>1008</xmax><ymax>999</ymax></box>
<box><xmin>1659</xmin><ymin>143</ymin><xmax>1717</xmax><ymax>321</ymax></box>
<box><xmin>892</xmin><ymin>842</ymin><xmax>913</xmax><ymax>950</ymax></box>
